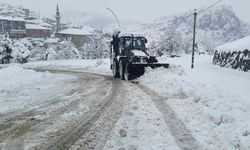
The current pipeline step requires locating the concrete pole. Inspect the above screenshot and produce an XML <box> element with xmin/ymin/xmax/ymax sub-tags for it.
<box><xmin>191</xmin><ymin>9</ymin><xmax>197</xmax><ymax>69</ymax></box>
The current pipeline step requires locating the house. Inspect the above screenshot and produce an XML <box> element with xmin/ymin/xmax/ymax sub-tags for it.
<box><xmin>26</xmin><ymin>24</ymin><xmax>51</xmax><ymax>38</ymax></box>
<box><xmin>56</xmin><ymin>27</ymin><xmax>94</xmax><ymax>46</ymax></box>
<box><xmin>0</xmin><ymin>16</ymin><xmax>26</xmax><ymax>38</ymax></box>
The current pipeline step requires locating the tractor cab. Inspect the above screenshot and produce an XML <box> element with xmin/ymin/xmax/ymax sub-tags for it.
<box><xmin>119</xmin><ymin>34</ymin><xmax>147</xmax><ymax>51</ymax></box>
<box><xmin>111</xmin><ymin>33</ymin><xmax>148</xmax><ymax>57</ymax></box>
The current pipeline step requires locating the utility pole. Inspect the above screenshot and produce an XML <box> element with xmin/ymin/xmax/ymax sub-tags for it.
<box><xmin>190</xmin><ymin>0</ymin><xmax>223</xmax><ymax>69</ymax></box>
<box><xmin>191</xmin><ymin>9</ymin><xmax>197</xmax><ymax>69</ymax></box>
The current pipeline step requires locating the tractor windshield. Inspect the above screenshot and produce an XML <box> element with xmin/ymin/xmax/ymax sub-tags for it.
<box><xmin>123</xmin><ymin>37</ymin><xmax>146</xmax><ymax>51</ymax></box>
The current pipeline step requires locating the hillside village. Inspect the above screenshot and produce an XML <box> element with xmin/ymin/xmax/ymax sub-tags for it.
<box><xmin>0</xmin><ymin>3</ymin><xmax>110</xmax><ymax>64</ymax></box>
<box><xmin>0</xmin><ymin>1</ymin><xmax>250</xmax><ymax>150</ymax></box>
<box><xmin>0</xmin><ymin>4</ymin><xmax>99</xmax><ymax>44</ymax></box>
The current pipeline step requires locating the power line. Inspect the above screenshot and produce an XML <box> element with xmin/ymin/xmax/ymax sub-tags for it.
<box><xmin>198</xmin><ymin>0</ymin><xmax>223</xmax><ymax>14</ymax></box>
<box><xmin>185</xmin><ymin>0</ymin><xmax>223</xmax><ymax>19</ymax></box>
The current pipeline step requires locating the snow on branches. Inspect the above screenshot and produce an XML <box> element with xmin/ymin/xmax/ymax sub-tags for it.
<box><xmin>0</xmin><ymin>34</ymin><xmax>30</xmax><ymax>64</ymax></box>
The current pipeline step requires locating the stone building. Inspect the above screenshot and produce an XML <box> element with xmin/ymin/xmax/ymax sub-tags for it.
<box><xmin>0</xmin><ymin>16</ymin><xmax>26</xmax><ymax>38</ymax></box>
<box><xmin>26</xmin><ymin>24</ymin><xmax>51</xmax><ymax>38</ymax></box>
<box><xmin>56</xmin><ymin>27</ymin><xmax>94</xmax><ymax>46</ymax></box>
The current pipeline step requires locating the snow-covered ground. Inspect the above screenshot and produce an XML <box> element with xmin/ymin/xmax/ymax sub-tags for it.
<box><xmin>0</xmin><ymin>66</ymin><xmax>75</xmax><ymax>115</ymax></box>
<box><xmin>104</xmin><ymin>83</ymin><xmax>181</xmax><ymax>150</ymax></box>
<box><xmin>216</xmin><ymin>35</ymin><xmax>250</xmax><ymax>52</ymax></box>
<box><xmin>23</xmin><ymin>59</ymin><xmax>111</xmax><ymax>75</ymax></box>
<box><xmin>1</xmin><ymin>55</ymin><xmax>249</xmax><ymax>149</ymax></box>
<box><xmin>139</xmin><ymin>55</ymin><xmax>250</xmax><ymax>149</ymax></box>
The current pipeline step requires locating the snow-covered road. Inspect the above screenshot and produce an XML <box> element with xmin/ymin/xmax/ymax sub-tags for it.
<box><xmin>140</xmin><ymin>55</ymin><xmax>250</xmax><ymax>150</ymax></box>
<box><xmin>0</xmin><ymin>67</ymin><xmax>124</xmax><ymax>150</ymax></box>
<box><xmin>0</xmin><ymin>55</ymin><xmax>249</xmax><ymax>150</ymax></box>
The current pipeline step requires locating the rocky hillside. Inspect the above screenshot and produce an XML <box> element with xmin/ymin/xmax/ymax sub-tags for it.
<box><xmin>140</xmin><ymin>5</ymin><xmax>250</xmax><ymax>54</ymax></box>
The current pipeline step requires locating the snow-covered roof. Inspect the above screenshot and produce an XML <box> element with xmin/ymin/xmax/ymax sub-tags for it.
<box><xmin>216</xmin><ymin>36</ymin><xmax>250</xmax><ymax>52</ymax></box>
<box><xmin>59</xmin><ymin>27</ymin><xmax>94</xmax><ymax>36</ymax></box>
<box><xmin>26</xmin><ymin>24</ymin><xmax>50</xmax><ymax>30</ymax></box>
<box><xmin>0</xmin><ymin>16</ymin><xmax>25</xmax><ymax>22</ymax></box>
<box><xmin>26</xmin><ymin>20</ymin><xmax>53</xmax><ymax>27</ymax></box>
<box><xmin>119</xmin><ymin>33</ymin><xmax>146</xmax><ymax>38</ymax></box>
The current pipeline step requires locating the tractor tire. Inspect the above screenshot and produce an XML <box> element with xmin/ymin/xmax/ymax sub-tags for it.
<box><xmin>119</xmin><ymin>60</ymin><xmax>125</xmax><ymax>80</ymax></box>
<box><xmin>124</xmin><ymin>63</ymin><xmax>132</xmax><ymax>81</ymax></box>
<box><xmin>113</xmin><ymin>60</ymin><xmax>119</xmax><ymax>78</ymax></box>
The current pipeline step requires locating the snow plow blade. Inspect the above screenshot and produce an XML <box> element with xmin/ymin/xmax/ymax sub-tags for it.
<box><xmin>131</xmin><ymin>63</ymin><xmax>169</xmax><ymax>69</ymax></box>
<box><xmin>126</xmin><ymin>63</ymin><xmax>169</xmax><ymax>80</ymax></box>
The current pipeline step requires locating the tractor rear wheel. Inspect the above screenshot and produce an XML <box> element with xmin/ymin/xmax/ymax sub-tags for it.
<box><xmin>119</xmin><ymin>60</ymin><xmax>125</xmax><ymax>80</ymax></box>
<box><xmin>113</xmin><ymin>60</ymin><xmax>119</xmax><ymax>78</ymax></box>
<box><xmin>124</xmin><ymin>63</ymin><xmax>132</xmax><ymax>81</ymax></box>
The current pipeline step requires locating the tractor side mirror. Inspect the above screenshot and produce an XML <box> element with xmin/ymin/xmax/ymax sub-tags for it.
<box><xmin>145</xmin><ymin>39</ymin><xmax>148</xmax><ymax>43</ymax></box>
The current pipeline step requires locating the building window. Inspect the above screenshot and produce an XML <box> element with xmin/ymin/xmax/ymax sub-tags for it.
<box><xmin>19</xmin><ymin>22</ymin><xmax>25</xmax><ymax>30</ymax></box>
<box><xmin>10</xmin><ymin>21</ymin><xmax>15</xmax><ymax>30</ymax></box>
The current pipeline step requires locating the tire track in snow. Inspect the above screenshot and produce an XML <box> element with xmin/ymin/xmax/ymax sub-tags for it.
<box><xmin>0</xmin><ymin>75</ymin><xmax>105</xmax><ymax>146</ymax></box>
<box><xmin>69</xmin><ymin>79</ymin><xmax>125</xmax><ymax>150</ymax></box>
<box><xmin>44</xmin><ymin>78</ymin><xmax>123</xmax><ymax>150</ymax></box>
<box><xmin>0</xmin><ymin>73</ymin><xmax>105</xmax><ymax>145</ymax></box>
<box><xmin>136</xmin><ymin>83</ymin><xmax>205</xmax><ymax>150</ymax></box>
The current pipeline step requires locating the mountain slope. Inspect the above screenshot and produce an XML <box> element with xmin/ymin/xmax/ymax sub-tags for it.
<box><xmin>140</xmin><ymin>5</ymin><xmax>250</xmax><ymax>54</ymax></box>
<box><xmin>0</xmin><ymin>1</ymin><xmax>36</xmax><ymax>18</ymax></box>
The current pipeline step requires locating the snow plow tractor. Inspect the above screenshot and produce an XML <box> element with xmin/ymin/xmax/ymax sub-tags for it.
<box><xmin>110</xmin><ymin>32</ymin><xmax>169</xmax><ymax>80</ymax></box>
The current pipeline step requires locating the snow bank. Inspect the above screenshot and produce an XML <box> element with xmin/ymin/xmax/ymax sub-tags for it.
<box><xmin>23</xmin><ymin>59</ymin><xmax>111</xmax><ymax>75</ymax></box>
<box><xmin>139</xmin><ymin>55</ymin><xmax>250</xmax><ymax>149</ymax></box>
<box><xmin>0</xmin><ymin>66</ymin><xmax>43</xmax><ymax>90</ymax></box>
<box><xmin>0</xmin><ymin>66</ymin><xmax>74</xmax><ymax>114</ymax></box>
<box><xmin>216</xmin><ymin>36</ymin><xmax>250</xmax><ymax>52</ymax></box>
<box><xmin>0</xmin><ymin>66</ymin><xmax>73</xmax><ymax>91</ymax></box>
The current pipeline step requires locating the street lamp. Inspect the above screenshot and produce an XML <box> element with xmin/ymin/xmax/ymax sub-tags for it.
<box><xmin>106</xmin><ymin>8</ymin><xmax>121</xmax><ymax>30</ymax></box>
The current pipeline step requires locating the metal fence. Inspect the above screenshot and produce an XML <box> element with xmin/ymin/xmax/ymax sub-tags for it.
<box><xmin>213</xmin><ymin>49</ymin><xmax>250</xmax><ymax>72</ymax></box>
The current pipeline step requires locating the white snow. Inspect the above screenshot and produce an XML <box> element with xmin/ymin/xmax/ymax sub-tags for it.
<box><xmin>25</xmin><ymin>24</ymin><xmax>50</xmax><ymax>30</ymax></box>
<box><xmin>0</xmin><ymin>16</ymin><xmax>24</xmax><ymax>22</ymax></box>
<box><xmin>23</xmin><ymin>59</ymin><xmax>111</xmax><ymax>75</ymax></box>
<box><xmin>139</xmin><ymin>55</ymin><xmax>250</xmax><ymax>149</ymax></box>
<box><xmin>104</xmin><ymin>83</ymin><xmax>180</xmax><ymax>150</ymax></box>
<box><xmin>1</xmin><ymin>53</ymin><xmax>249</xmax><ymax>149</ymax></box>
<box><xmin>119</xmin><ymin>33</ymin><xmax>145</xmax><ymax>38</ymax></box>
<box><xmin>0</xmin><ymin>66</ymin><xmax>75</xmax><ymax>114</ymax></box>
<box><xmin>132</xmin><ymin>50</ymin><xmax>147</xmax><ymax>57</ymax></box>
<box><xmin>59</xmin><ymin>26</ymin><xmax>94</xmax><ymax>36</ymax></box>
<box><xmin>216</xmin><ymin>36</ymin><xmax>250</xmax><ymax>52</ymax></box>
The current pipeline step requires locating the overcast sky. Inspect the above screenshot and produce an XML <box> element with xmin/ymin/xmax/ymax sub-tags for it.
<box><xmin>1</xmin><ymin>0</ymin><xmax>250</xmax><ymax>23</ymax></box>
